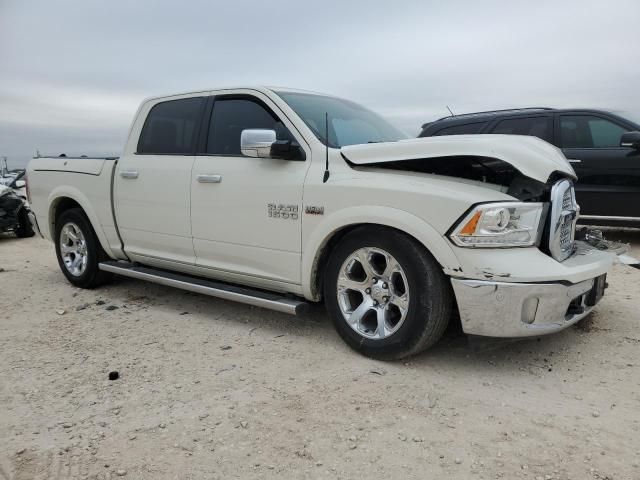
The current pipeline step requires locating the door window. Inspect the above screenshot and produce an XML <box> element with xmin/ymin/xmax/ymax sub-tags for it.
<box><xmin>433</xmin><ymin>122</ymin><xmax>487</xmax><ymax>136</ymax></box>
<box><xmin>490</xmin><ymin>117</ymin><xmax>551</xmax><ymax>142</ymax></box>
<box><xmin>137</xmin><ymin>97</ymin><xmax>205</xmax><ymax>154</ymax></box>
<box><xmin>560</xmin><ymin>115</ymin><xmax>627</xmax><ymax>148</ymax></box>
<box><xmin>207</xmin><ymin>98</ymin><xmax>293</xmax><ymax>155</ymax></box>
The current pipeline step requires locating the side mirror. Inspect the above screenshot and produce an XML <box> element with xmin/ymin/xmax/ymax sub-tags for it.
<box><xmin>14</xmin><ymin>180</ymin><xmax>26</xmax><ymax>188</ymax></box>
<box><xmin>240</xmin><ymin>129</ymin><xmax>306</xmax><ymax>161</ymax></box>
<box><xmin>620</xmin><ymin>131</ymin><xmax>640</xmax><ymax>150</ymax></box>
<box><xmin>240</xmin><ymin>129</ymin><xmax>276</xmax><ymax>158</ymax></box>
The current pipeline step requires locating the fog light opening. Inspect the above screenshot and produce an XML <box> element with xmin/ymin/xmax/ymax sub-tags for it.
<box><xmin>521</xmin><ymin>297</ymin><xmax>539</xmax><ymax>324</ymax></box>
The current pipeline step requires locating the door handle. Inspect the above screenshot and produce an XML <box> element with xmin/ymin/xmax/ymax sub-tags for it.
<box><xmin>197</xmin><ymin>174</ymin><xmax>222</xmax><ymax>183</ymax></box>
<box><xmin>568</xmin><ymin>159</ymin><xmax>582</xmax><ymax>164</ymax></box>
<box><xmin>120</xmin><ymin>170</ymin><xmax>139</xmax><ymax>179</ymax></box>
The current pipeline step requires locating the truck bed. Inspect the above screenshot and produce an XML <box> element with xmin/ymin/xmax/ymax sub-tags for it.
<box><xmin>27</xmin><ymin>156</ymin><xmax>124</xmax><ymax>259</ymax></box>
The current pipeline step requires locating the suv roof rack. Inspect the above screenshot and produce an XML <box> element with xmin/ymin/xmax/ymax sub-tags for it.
<box><xmin>435</xmin><ymin>107</ymin><xmax>554</xmax><ymax>122</ymax></box>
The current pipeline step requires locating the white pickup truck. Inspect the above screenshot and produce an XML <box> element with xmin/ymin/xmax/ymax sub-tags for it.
<box><xmin>27</xmin><ymin>87</ymin><xmax>632</xmax><ymax>359</ymax></box>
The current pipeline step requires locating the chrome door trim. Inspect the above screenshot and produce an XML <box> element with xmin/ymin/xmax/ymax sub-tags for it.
<box><xmin>567</xmin><ymin>159</ymin><xmax>582</xmax><ymax>164</ymax></box>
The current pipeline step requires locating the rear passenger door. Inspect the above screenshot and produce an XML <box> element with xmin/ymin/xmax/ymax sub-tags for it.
<box><xmin>555</xmin><ymin>113</ymin><xmax>640</xmax><ymax>218</ymax></box>
<box><xmin>114</xmin><ymin>95</ymin><xmax>205</xmax><ymax>265</ymax></box>
<box><xmin>190</xmin><ymin>91</ymin><xmax>310</xmax><ymax>285</ymax></box>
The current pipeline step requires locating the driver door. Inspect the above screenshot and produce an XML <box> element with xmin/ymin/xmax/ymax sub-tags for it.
<box><xmin>190</xmin><ymin>92</ymin><xmax>310</xmax><ymax>285</ymax></box>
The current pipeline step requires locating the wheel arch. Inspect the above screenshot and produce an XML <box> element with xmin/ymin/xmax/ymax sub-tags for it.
<box><xmin>48</xmin><ymin>187</ymin><xmax>116</xmax><ymax>259</ymax></box>
<box><xmin>302</xmin><ymin>206</ymin><xmax>462</xmax><ymax>301</ymax></box>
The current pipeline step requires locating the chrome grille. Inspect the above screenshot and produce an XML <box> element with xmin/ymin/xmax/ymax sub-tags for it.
<box><xmin>549</xmin><ymin>179</ymin><xmax>579</xmax><ymax>262</ymax></box>
<box><xmin>562</xmin><ymin>188</ymin><xmax>573</xmax><ymax>210</ymax></box>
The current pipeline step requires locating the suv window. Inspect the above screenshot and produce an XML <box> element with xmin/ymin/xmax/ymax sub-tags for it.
<box><xmin>433</xmin><ymin>122</ymin><xmax>487</xmax><ymax>136</ymax></box>
<box><xmin>560</xmin><ymin>115</ymin><xmax>627</xmax><ymax>148</ymax></box>
<box><xmin>138</xmin><ymin>97</ymin><xmax>204</xmax><ymax>154</ymax></box>
<box><xmin>490</xmin><ymin>116</ymin><xmax>551</xmax><ymax>142</ymax></box>
<box><xmin>207</xmin><ymin>98</ymin><xmax>293</xmax><ymax>155</ymax></box>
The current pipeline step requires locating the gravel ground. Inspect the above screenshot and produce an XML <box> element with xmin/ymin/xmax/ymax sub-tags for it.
<box><xmin>1</xmin><ymin>231</ymin><xmax>639</xmax><ymax>480</ymax></box>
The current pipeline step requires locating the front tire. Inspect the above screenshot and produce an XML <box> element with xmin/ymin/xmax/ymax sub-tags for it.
<box><xmin>324</xmin><ymin>227</ymin><xmax>452</xmax><ymax>360</ymax></box>
<box><xmin>55</xmin><ymin>208</ymin><xmax>112</xmax><ymax>288</ymax></box>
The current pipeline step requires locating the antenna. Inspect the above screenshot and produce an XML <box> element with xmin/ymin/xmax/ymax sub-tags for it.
<box><xmin>322</xmin><ymin>112</ymin><xmax>330</xmax><ymax>183</ymax></box>
<box><xmin>446</xmin><ymin>105</ymin><xmax>455</xmax><ymax>117</ymax></box>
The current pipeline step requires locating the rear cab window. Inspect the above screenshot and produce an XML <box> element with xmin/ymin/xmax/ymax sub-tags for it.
<box><xmin>137</xmin><ymin>97</ymin><xmax>205</xmax><ymax>154</ymax></box>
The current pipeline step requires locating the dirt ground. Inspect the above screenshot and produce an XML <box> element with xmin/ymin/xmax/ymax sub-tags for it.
<box><xmin>1</xmin><ymin>230</ymin><xmax>639</xmax><ymax>480</ymax></box>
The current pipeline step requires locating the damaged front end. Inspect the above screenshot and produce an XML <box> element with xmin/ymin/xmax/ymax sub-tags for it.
<box><xmin>341</xmin><ymin>138</ymin><xmax>638</xmax><ymax>268</ymax></box>
<box><xmin>0</xmin><ymin>184</ymin><xmax>33</xmax><ymax>236</ymax></box>
<box><xmin>450</xmin><ymin>226</ymin><xmax>638</xmax><ymax>338</ymax></box>
<box><xmin>340</xmin><ymin>137</ymin><xmax>640</xmax><ymax>337</ymax></box>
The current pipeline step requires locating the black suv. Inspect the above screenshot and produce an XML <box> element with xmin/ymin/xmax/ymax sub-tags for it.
<box><xmin>419</xmin><ymin>108</ymin><xmax>640</xmax><ymax>227</ymax></box>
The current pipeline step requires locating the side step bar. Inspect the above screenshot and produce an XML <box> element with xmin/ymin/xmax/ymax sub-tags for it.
<box><xmin>98</xmin><ymin>261</ymin><xmax>309</xmax><ymax>315</ymax></box>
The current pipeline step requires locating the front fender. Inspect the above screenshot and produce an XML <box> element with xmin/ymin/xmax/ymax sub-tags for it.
<box><xmin>301</xmin><ymin>205</ymin><xmax>462</xmax><ymax>300</ymax></box>
<box><xmin>47</xmin><ymin>186</ymin><xmax>117</xmax><ymax>259</ymax></box>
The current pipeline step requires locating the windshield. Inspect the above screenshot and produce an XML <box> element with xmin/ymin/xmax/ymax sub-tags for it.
<box><xmin>608</xmin><ymin>110</ymin><xmax>640</xmax><ymax>128</ymax></box>
<box><xmin>276</xmin><ymin>91</ymin><xmax>408</xmax><ymax>148</ymax></box>
<box><xmin>622</xmin><ymin>112</ymin><xmax>640</xmax><ymax>127</ymax></box>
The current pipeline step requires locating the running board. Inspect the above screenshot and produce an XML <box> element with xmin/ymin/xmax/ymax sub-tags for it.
<box><xmin>98</xmin><ymin>261</ymin><xmax>308</xmax><ymax>315</ymax></box>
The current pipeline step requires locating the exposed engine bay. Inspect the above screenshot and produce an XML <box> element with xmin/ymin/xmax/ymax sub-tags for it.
<box><xmin>345</xmin><ymin>153</ymin><xmax>562</xmax><ymax>203</ymax></box>
<box><xmin>345</xmin><ymin>154</ymin><xmax>640</xmax><ymax>269</ymax></box>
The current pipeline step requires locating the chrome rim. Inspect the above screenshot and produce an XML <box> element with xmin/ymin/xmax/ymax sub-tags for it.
<box><xmin>336</xmin><ymin>247</ymin><xmax>410</xmax><ymax>340</ymax></box>
<box><xmin>59</xmin><ymin>222</ymin><xmax>88</xmax><ymax>277</ymax></box>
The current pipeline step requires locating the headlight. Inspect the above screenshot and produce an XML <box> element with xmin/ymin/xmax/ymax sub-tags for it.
<box><xmin>449</xmin><ymin>202</ymin><xmax>545</xmax><ymax>247</ymax></box>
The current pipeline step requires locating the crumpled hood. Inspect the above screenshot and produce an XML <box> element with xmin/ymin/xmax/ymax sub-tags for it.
<box><xmin>341</xmin><ymin>134</ymin><xmax>576</xmax><ymax>184</ymax></box>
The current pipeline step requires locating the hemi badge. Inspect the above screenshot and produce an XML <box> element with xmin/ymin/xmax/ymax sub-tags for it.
<box><xmin>305</xmin><ymin>206</ymin><xmax>324</xmax><ymax>215</ymax></box>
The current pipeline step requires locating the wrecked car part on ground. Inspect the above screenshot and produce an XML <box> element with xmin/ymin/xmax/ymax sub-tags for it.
<box><xmin>0</xmin><ymin>172</ymin><xmax>34</xmax><ymax>238</ymax></box>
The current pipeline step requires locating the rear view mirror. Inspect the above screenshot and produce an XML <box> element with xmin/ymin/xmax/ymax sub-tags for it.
<box><xmin>620</xmin><ymin>131</ymin><xmax>640</xmax><ymax>150</ymax></box>
<box><xmin>240</xmin><ymin>129</ymin><xmax>276</xmax><ymax>158</ymax></box>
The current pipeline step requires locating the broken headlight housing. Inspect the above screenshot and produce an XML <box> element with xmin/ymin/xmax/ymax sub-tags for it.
<box><xmin>449</xmin><ymin>202</ymin><xmax>545</xmax><ymax>248</ymax></box>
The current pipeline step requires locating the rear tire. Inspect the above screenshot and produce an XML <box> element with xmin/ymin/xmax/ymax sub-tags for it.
<box><xmin>324</xmin><ymin>226</ymin><xmax>452</xmax><ymax>360</ymax></box>
<box><xmin>15</xmin><ymin>207</ymin><xmax>35</xmax><ymax>238</ymax></box>
<box><xmin>54</xmin><ymin>208</ymin><xmax>112</xmax><ymax>288</ymax></box>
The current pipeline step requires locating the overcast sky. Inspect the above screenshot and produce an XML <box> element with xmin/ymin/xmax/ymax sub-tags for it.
<box><xmin>1</xmin><ymin>0</ymin><xmax>639</xmax><ymax>168</ymax></box>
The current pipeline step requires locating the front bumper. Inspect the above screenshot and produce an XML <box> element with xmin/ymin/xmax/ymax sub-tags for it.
<box><xmin>451</xmin><ymin>276</ymin><xmax>601</xmax><ymax>337</ymax></box>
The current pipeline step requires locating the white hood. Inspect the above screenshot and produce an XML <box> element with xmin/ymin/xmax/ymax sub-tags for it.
<box><xmin>341</xmin><ymin>134</ymin><xmax>575</xmax><ymax>184</ymax></box>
